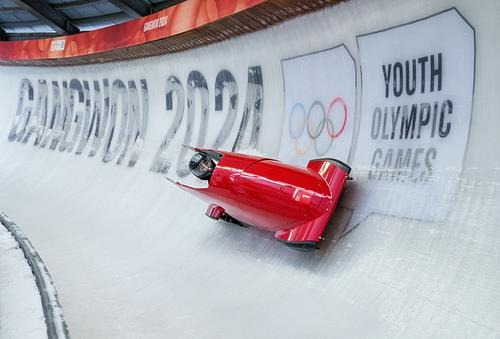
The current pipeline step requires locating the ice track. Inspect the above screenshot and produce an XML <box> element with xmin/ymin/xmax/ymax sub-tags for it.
<box><xmin>0</xmin><ymin>0</ymin><xmax>499</xmax><ymax>337</ymax></box>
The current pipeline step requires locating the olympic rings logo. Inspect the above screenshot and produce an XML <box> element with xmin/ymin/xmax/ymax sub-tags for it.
<box><xmin>288</xmin><ymin>97</ymin><xmax>348</xmax><ymax>156</ymax></box>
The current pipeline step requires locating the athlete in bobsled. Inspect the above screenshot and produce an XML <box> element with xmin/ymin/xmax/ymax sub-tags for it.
<box><xmin>174</xmin><ymin>147</ymin><xmax>351</xmax><ymax>251</ymax></box>
<box><xmin>189</xmin><ymin>152</ymin><xmax>216</xmax><ymax>180</ymax></box>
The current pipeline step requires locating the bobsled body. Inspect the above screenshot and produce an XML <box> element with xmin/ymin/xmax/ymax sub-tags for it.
<box><xmin>175</xmin><ymin>149</ymin><xmax>351</xmax><ymax>251</ymax></box>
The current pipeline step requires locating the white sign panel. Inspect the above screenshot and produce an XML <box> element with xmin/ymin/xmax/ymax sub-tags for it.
<box><xmin>346</xmin><ymin>9</ymin><xmax>475</xmax><ymax>228</ymax></box>
<box><xmin>279</xmin><ymin>45</ymin><xmax>356</xmax><ymax>166</ymax></box>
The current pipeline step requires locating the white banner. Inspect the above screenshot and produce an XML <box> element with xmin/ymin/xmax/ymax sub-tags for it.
<box><xmin>279</xmin><ymin>45</ymin><xmax>356</xmax><ymax>166</ymax></box>
<box><xmin>346</xmin><ymin>9</ymin><xmax>475</xmax><ymax>228</ymax></box>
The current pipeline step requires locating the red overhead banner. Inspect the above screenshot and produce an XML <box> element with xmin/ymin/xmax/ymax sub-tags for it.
<box><xmin>0</xmin><ymin>0</ymin><xmax>266</xmax><ymax>60</ymax></box>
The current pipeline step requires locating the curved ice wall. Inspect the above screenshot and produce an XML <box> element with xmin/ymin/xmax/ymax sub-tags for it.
<box><xmin>0</xmin><ymin>0</ymin><xmax>498</xmax><ymax>337</ymax></box>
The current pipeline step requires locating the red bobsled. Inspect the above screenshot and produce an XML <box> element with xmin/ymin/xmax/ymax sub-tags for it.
<box><xmin>172</xmin><ymin>148</ymin><xmax>351</xmax><ymax>251</ymax></box>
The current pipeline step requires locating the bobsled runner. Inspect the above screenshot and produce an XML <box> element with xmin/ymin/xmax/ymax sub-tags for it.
<box><xmin>169</xmin><ymin>146</ymin><xmax>351</xmax><ymax>251</ymax></box>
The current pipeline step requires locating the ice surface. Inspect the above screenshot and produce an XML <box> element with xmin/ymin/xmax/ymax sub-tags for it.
<box><xmin>0</xmin><ymin>0</ymin><xmax>499</xmax><ymax>338</ymax></box>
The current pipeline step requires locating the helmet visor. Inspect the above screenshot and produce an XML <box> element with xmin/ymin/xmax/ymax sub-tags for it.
<box><xmin>192</xmin><ymin>156</ymin><xmax>214</xmax><ymax>179</ymax></box>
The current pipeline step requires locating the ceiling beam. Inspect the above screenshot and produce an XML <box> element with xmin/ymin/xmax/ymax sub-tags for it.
<box><xmin>72</xmin><ymin>12</ymin><xmax>130</xmax><ymax>27</ymax></box>
<box><xmin>52</xmin><ymin>0</ymin><xmax>104</xmax><ymax>11</ymax></box>
<box><xmin>152</xmin><ymin>0</ymin><xmax>186</xmax><ymax>12</ymax></box>
<box><xmin>0</xmin><ymin>20</ymin><xmax>42</xmax><ymax>29</ymax></box>
<box><xmin>107</xmin><ymin>0</ymin><xmax>152</xmax><ymax>18</ymax></box>
<box><xmin>0</xmin><ymin>7</ymin><xmax>25</xmax><ymax>14</ymax></box>
<box><xmin>5</xmin><ymin>32</ymin><xmax>61</xmax><ymax>41</ymax></box>
<box><xmin>8</xmin><ymin>0</ymin><xmax>79</xmax><ymax>34</ymax></box>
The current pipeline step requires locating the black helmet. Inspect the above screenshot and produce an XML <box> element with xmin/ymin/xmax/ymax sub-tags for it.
<box><xmin>189</xmin><ymin>152</ymin><xmax>215</xmax><ymax>180</ymax></box>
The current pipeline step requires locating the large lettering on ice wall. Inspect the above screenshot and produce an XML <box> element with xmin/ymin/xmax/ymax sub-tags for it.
<box><xmin>9</xmin><ymin>78</ymin><xmax>149</xmax><ymax>167</ymax></box>
<box><xmin>346</xmin><ymin>9</ymin><xmax>475</xmax><ymax>226</ymax></box>
<box><xmin>7</xmin><ymin>66</ymin><xmax>263</xmax><ymax>178</ymax></box>
<box><xmin>150</xmin><ymin>67</ymin><xmax>263</xmax><ymax>177</ymax></box>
